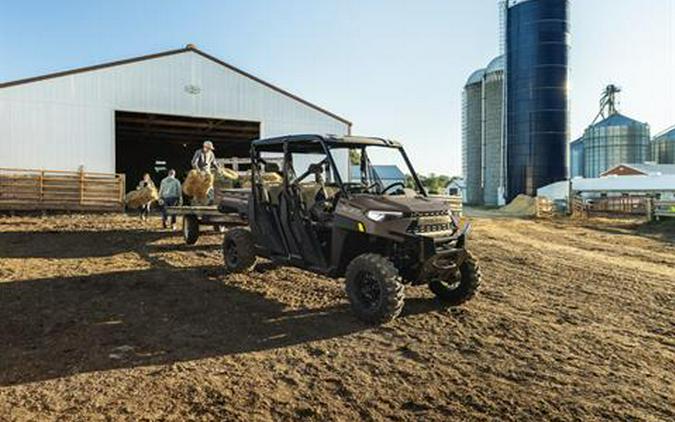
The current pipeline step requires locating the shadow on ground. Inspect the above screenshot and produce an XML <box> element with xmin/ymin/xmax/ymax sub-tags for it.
<box><xmin>0</xmin><ymin>229</ymin><xmax>441</xmax><ymax>386</ymax></box>
<box><xmin>0</xmin><ymin>229</ymin><xmax>222</xmax><ymax>259</ymax></box>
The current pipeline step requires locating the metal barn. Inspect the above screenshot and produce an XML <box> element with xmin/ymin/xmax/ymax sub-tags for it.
<box><xmin>0</xmin><ymin>45</ymin><xmax>351</xmax><ymax>186</ymax></box>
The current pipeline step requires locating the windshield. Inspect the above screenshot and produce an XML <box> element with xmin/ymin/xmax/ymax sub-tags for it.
<box><xmin>329</xmin><ymin>145</ymin><xmax>424</xmax><ymax>195</ymax></box>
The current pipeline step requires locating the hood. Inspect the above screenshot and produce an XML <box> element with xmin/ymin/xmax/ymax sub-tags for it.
<box><xmin>346</xmin><ymin>194</ymin><xmax>451</xmax><ymax>214</ymax></box>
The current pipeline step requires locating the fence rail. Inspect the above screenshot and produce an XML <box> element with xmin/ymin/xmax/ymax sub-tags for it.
<box><xmin>572</xmin><ymin>194</ymin><xmax>674</xmax><ymax>220</ymax></box>
<box><xmin>0</xmin><ymin>168</ymin><xmax>125</xmax><ymax>211</ymax></box>
<box><xmin>535</xmin><ymin>197</ymin><xmax>555</xmax><ymax>218</ymax></box>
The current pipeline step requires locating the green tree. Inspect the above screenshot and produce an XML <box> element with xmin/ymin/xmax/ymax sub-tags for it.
<box><xmin>413</xmin><ymin>173</ymin><xmax>455</xmax><ymax>194</ymax></box>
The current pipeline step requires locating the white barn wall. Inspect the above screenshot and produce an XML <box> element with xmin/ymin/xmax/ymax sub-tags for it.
<box><xmin>0</xmin><ymin>50</ymin><xmax>350</xmax><ymax>173</ymax></box>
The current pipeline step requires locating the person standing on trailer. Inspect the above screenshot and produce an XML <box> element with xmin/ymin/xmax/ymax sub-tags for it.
<box><xmin>191</xmin><ymin>140</ymin><xmax>218</xmax><ymax>173</ymax></box>
<box><xmin>158</xmin><ymin>169</ymin><xmax>183</xmax><ymax>230</ymax></box>
<box><xmin>191</xmin><ymin>140</ymin><xmax>222</xmax><ymax>203</ymax></box>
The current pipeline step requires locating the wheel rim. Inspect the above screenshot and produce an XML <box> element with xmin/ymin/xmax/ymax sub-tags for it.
<box><xmin>433</xmin><ymin>270</ymin><xmax>461</xmax><ymax>291</ymax></box>
<box><xmin>356</xmin><ymin>271</ymin><xmax>381</xmax><ymax>310</ymax></box>
<box><xmin>226</xmin><ymin>241</ymin><xmax>239</xmax><ymax>266</ymax></box>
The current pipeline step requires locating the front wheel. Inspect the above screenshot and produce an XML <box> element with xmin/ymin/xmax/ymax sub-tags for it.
<box><xmin>223</xmin><ymin>228</ymin><xmax>257</xmax><ymax>273</ymax></box>
<box><xmin>345</xmin><ymin>254</ymin><xmax>405</xmax><ymax>324</ymax></box>
<box><xmin>428</xmin><ymin>251</ymin><xmax>481</xmax><ymax>306</ymax></box>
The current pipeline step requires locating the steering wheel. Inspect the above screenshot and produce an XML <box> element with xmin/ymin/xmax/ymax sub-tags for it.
<box><xmin>381</xmin><ymin>182</ymin><xmax>405</xmax><ymax>195</ymax></box>
<box><xmin>341</xmin><ymin>182</ymin><xmax>369</xmax><ymax>193</ymax></box>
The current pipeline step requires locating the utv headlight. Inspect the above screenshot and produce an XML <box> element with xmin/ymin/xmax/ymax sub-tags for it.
<box><xmin>366</xmin><ymin>210</ymin><xmax>403</xmax><ymax>222</ymax></box>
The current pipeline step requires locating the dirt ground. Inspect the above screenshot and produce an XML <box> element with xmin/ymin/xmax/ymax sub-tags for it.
<box><xmin>0</xmin><ymin>212</ymin><xmax>673</xmax><ymax>421</ymax></box>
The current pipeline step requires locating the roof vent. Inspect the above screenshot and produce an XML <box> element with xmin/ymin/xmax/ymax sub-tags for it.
<box><xmin>185</xmin><ymin>43</ymin><xmax>197</xmax><ymax>50</ymax></box>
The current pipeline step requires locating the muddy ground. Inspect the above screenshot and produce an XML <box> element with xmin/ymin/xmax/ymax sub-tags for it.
<box><xmin>0</xmin><ymin>213</ymin><xmax>673</xmax><ymax>421</ymax></box>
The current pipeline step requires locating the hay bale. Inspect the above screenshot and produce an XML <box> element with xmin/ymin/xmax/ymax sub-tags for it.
<box><xmin>239</xmin><ymin>172</ymin><xmax>283</xmax><ymax>188</ymax></box>
<box><xmin>125</xmin><ymin>186</ymin><xmax>159</xmax><ymax>208</ymax></box>
<box><xmin>183</xmin><ymin>170</ymin><xmax>214</xmax><ymax>202</ymax></box>
<box><xmin>218</xmin><ymin>167</ymin><xmax>239</xmax><ymax>181</ymax></box>
<box><xmin>213</xmin><ymin>167</ymin><xmax>239</xmax><ymax>190</ymax></box>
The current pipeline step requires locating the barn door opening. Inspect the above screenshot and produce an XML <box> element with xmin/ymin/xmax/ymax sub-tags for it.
<box><xmin>115</xmin><ymin>111</ymin><xmax>260</xmax><ymax>191</ymax></box>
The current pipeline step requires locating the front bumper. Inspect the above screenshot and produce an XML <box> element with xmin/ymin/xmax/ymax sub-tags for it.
<box><xmin>395</xmin><ymin>223</ymin><xmax>472</xmax><ymax>284</ymax></box>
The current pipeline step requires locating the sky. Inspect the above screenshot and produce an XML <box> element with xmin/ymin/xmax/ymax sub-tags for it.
<box><xmin>0</xmin><ymin>0</ymin><xmax>673</xmax><ymax>176</ymax></box>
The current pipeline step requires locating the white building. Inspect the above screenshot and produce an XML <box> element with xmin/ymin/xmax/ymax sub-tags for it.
<box><xmin>537</xmin><ymin>163</ymin><xmax>675</xmax><ymax>203</ymax></box>
<box><xmin>446</xmin><ymin>178</ymin><xmax>466</xmax><ymax>198</ymax></box>
<box><xmin>0</xmin><ymin>44</ymin><xmax>351</xmax><ymax>184</ymax></box>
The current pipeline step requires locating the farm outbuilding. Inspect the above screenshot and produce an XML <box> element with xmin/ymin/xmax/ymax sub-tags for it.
<box><xmin>0</xmin><ymin>44</ymin><xmax>351</xmax><ymax>187</ymax></box>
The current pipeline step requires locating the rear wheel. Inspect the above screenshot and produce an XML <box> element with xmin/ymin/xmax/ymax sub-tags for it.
<box><xmin>428</xmin><ymin>251</ymin><xmax>481</xmax><ymax>306</ymax></box>
<box><xmin>223</xmin><ymin>228</ymin><xmax>257</xmax><ymax>273</ymax></box>
<box><xmin>345</xmin><ymin>254</ymin><xmax>404</xmax><ymax>324</ymax></box>
<box><xmin>183</xmin><ymin>215</ymin><xmax>199</xmax><ymax>245</ymax></box>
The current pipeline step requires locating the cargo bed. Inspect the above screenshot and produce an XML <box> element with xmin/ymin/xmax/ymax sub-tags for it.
<box><xmin>166</xmin><ymin>189</ymin><xmax>249</xmax><ymax>245</ymax></box>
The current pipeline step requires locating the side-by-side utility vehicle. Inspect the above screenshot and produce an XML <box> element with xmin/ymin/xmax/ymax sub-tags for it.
<box><xmin>220</xmin><ymin>135</ymin><xmax>481</xmax><ymax>324</ymax></box>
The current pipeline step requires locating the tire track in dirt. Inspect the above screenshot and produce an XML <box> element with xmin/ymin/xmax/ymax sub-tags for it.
<box><xmin>0</xmin><ymin>213</ymin><xmax>673</xmax><ymax>420</ymax></box>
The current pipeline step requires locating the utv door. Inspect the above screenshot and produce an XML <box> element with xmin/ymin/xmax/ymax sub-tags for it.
<box><xmin>278</xmin><ymin>187</ymin><xmax>327</xmax><ymax>269</ymax></box>
<box><xmin>249</xmin><ymin>185</ymin><xmax>287</xmax><ymax>258</ymax></box>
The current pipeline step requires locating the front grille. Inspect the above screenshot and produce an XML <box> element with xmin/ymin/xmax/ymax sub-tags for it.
<box><xmin>407</xmin><ymin>211</ymin><xmax>453</xmax><ymax>235</ymax></box>
<box><xmin>409</xmin><ymin>210</ymin><xmax>448</xmax><ymax>218</ymax></box>
<box><xmin>411</xmin><ymin>222</ymin><xmax>453</xmax><ymax>234</ymax></box>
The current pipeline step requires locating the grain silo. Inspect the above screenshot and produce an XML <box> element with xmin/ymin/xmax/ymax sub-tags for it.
<box><xmin>482</xmin><ymin>56</ymin><xmax>505</xmax><ymax>206</ymax></box>
<box><xmin>583</xmin><ymin>114</ymin><xmax>650</xmax><ymax>178</ymax></box>
<box><xmin>651</xmin><ymin>126</ymin><xmax>675</xmax><ymax>164</ymax></box>
<box><xmin>570</xmin><ymin>137</ymin><xmax>584</xmax><ymax>178</ymax></box>
<box><xmin>505</xmin><ymin>0</ymin><xmax>570</xmax><ymax>201</ymax></box>
<box><xmin>462</xmin><ymin>68</ymin><xmax>485</xmax><ymax>204</ymax></box>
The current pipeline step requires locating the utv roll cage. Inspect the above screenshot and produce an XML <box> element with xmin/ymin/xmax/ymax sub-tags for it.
<box><xmin>249</xmin><ymin>134</ymin><xmax>427</xmax><ymax>198</ymax></box>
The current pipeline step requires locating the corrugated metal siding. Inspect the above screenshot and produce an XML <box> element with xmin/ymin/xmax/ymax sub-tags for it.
<box><xmin>482</xmin><ymin>70</ymin><xmax>504</xmax><ymax>206</ymax></box>
<box><xmin>0</xmin><ymin>51</ymin><xmax>349</xmax><ymax>172</ymax></box>
<box><xmin>463</xmin><ymin>82</ymin><xmax>483</xmax><ymax>205</ymax></box>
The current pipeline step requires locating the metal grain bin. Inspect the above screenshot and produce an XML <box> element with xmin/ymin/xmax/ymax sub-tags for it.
<box><xmin>506</xmin><ymin>0</ymin><xmax>570</xmax><ymax>201</ymax></box>
<box><xmin>652</xmin><ymin>126</ymin><xmax>675</xmax><ymax>164</ymax></box>
<box><xmin>482</xmin><ymin>56</ymin><xmax>505</xmax><ymax>206</ymax></box>
<box><xmin>583</xmin><ymin>114</ymin><xmax>650</xmax><ymax>178</ymax></box>
<box><xmin>462</xmin><ymin>69</ymin><xmax>485</xmax><ymax>204</ymax></box>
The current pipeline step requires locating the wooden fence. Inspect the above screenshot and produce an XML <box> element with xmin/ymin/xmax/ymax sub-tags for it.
<box><xmin>0</xmin><ymin>168</ymin><xmax>125</xmax><ymax>212</ymax></box>
<box><xmin>429</xmin><ymin>194</ymin><xmax>463</xmax><ymax>216</ymax></box>
<box><xmin>572</xmin><ymin>195</ymin><xmax>675</xmax><ymax>220</ymax></box>
<box><xmin>535</xmin><ymin>197</ymin><xmax>555</xmax><ymax>218</ymax></box>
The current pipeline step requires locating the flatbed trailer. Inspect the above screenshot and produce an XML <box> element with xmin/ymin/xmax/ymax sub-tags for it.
<box><xmin>167</xmin><ymin>193</ymin><xmax>248</xmax><ymax>245</ymax></box>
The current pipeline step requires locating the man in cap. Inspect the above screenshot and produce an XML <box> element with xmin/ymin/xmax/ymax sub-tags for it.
<box><xmin>191</xmin><ymin>140</ymin><xmax>218</xmax><ymax>173</ymax></box>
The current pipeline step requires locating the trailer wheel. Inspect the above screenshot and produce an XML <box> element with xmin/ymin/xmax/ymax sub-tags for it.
<box><xmin>223</xmin><ymin>228</ymin><xmax>257</xmax><ymax>273</ymax></box>
<box><xmin>183</xmin><ymin>215</ymin><xmax>200</xmax><ymax>245</ymax></box>
<box><xmin>428</xmin><ymin>251</ymin><xmax>481</xmax><ymax>306</ymax></box>
<box><xmin>345</xmin><ymin>253</ymin><xmax>404</xmax><ymax>324</ymax></box>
